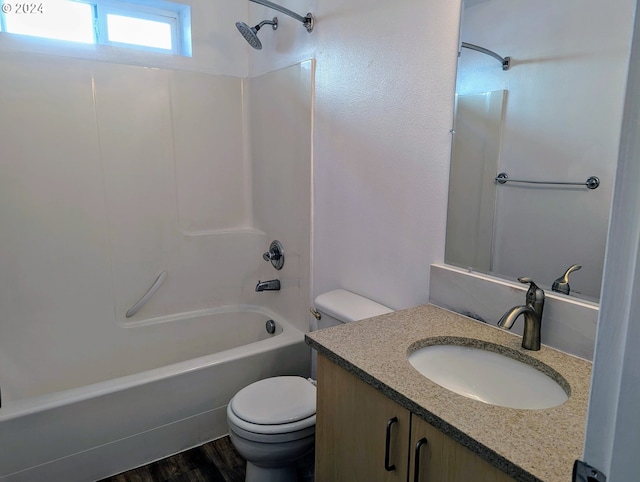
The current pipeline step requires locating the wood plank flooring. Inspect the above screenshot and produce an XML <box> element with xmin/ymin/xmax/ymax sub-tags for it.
<box><xmin>99</xmin><ymin>435</ymin><xmax>315</xmax><ymax>482</ymax></box>
<box><xmin>99</xmin><ymin>436</ymin><xmax>245</xmax><ymax>482</ymax></box>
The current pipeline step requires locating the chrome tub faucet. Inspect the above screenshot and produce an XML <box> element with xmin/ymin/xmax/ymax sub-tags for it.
<box><xmin>497</xmin><ymin>277</ymin><xmax>545</xmax><ymax>351</ymax></box>
<box><xmin>255</xmin><ymin>279</ymin><xmax>281</xmax><ymax>292</ymax></box>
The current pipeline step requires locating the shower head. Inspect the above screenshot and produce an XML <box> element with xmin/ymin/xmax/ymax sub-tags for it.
<box><xmin>236</xmin><ymin>0</ymin><xmax>314</xmax><ymax>50</ymax></box>
<box><xmin>235</xmin><ymin>17</ymin><xmax>278</xmax><ymax>50</ymax></box>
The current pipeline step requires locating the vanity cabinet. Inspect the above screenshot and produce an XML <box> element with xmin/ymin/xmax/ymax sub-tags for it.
<box><xmin>315</xmin><ymin>353</ymin><xmax>410</xmax><ymax>481</ymax></box>
<box><xmin>408</xmin><ymin>415</ymin><xmax>516</xmax><ymax>482</ymax></box>
<box><xmin>315</xmin><ymin>354</ymin><xmax>516</xmax><ymax>482</ymax></box>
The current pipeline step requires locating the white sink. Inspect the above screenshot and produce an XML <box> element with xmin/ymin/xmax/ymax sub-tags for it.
<box><xmin>408</xmin><ymin>343</ymin><xmax>568</xmax><ymax>409</ymax></box>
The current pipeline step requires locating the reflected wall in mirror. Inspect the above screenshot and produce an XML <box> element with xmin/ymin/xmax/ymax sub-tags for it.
<box><xmin>445</xmin><ymin>0</ymin><xmax>636</xmax><ymax>301</ymax></box>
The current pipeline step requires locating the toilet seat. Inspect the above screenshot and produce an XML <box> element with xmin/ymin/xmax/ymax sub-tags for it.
<box><xmin>228</xmin><ymin>404</ymin><xmax>316</xmax><ymax>436</ymax></box>
<box><xmin>228</xmin><ymin>376</ymin><xmax>316</xmax><ymax>436</ymax></box>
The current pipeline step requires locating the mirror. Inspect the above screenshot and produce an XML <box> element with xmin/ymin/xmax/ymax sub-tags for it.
<box><xmin>445</xmin><ymin>0</ymin><xmax>635</xmax><ymax>301</ymax></box>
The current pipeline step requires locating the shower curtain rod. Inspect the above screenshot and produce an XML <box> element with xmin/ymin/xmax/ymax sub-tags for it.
<box><xmin>461</xmin><ymin>42</ymin><xmax>511</xmax><ymax>70</ymax></box>
<box><xmin>249</xmin><ymin>0</ymin><xmax>314</xmax><ymax>32</ymax></box>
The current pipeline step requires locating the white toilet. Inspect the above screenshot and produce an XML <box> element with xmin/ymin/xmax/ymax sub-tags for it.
<box><xmin>226</xmin><ymin>289</ymin><xmax>393</xmax><ymax>482</ymax></box>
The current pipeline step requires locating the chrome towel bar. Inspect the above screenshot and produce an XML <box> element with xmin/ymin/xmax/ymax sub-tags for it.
<box><xmin>495</xmin><ymin>172</ymin><xmax>600</xmax><ymax>190</ymax></box>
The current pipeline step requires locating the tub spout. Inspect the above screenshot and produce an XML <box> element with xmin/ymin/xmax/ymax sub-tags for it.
<box><xmin>255</xmin><ymin>279</ymin><xmax>280</xmax><ymax>292</ymax></box>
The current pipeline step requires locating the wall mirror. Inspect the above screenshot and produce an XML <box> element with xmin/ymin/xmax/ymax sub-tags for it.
<box><xmin>445</xmin><ymin>0</ymin><xmax>635</xmax><ymax>301</ymax></box>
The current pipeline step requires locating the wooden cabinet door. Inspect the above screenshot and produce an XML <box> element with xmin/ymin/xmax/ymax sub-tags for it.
<box><xmin>409</xmin><ymin>414</ymin><xmax>516</xmax><ymax>482</ymax></box>
<box><xmin>315</xmin><ymin>354</ymin><xmax>410</xmax><ymax>482</ymax></box>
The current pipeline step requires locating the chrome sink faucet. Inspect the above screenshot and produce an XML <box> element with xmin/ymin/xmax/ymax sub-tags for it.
<box><xmin>255</xmin><ymin>279</ymin><xmax>281</xmax><ymax>292</ymax></box>
<box><xmin>497</xmin><ymin>277</ymin><xmax>545</xmax><ymax>351</ymax></box>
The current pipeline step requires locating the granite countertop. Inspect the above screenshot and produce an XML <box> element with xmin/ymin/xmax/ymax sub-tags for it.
<box><xmin>305</xmin><ymin>304</ymin><xmax>592</xmax><ymax>482</ymax></box>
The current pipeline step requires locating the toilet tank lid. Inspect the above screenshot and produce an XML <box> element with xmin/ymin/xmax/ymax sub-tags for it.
<box><xmin>314</xmin><ymin>289</ymin><xmax>393</xmax><ymax>323</ymax></box>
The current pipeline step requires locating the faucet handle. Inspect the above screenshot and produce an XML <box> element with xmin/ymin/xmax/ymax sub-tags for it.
<box><xmin>517</xmin><ymin>276</ymin><xmax>538</xmax><ymax>287</ymax></box>
<box><xmin>262</xmin><ymin>240</ymin><xmax>285</xmax><ymax>270</ymax></box>
<box><xmin>552</xmin><ymin>264</ymin><xmax>582</xmax><ymax>295</ymax></box>
<box><xmin>517</xmin><ymin>277</ymin><xmax>545</xmax><ymax>305</ymax></box>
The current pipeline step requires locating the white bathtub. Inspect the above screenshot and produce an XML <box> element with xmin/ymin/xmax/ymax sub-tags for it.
<box><xmin>0</xmin><ymin>306</ymin><xmax>310</xmax><ymax>482</ymax></box>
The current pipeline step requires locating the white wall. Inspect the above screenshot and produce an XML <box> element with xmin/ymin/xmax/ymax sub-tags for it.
<box><xmin>458</xmin><ymin>0</ymin><xmax>635</xmax><ymax>299</ymax></box>
<box><xmin>251</xmin><ymin>0</ymin><xmax>462</xmax><ymax>309</ymax></box>
<box><xmin>313</xmin><ymin>0</ymin><xmax>462</xmax><ymax>310</ymax></box>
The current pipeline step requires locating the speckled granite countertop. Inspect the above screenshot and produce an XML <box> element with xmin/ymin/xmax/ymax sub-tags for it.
<box><xmin>305</xmin><ymin>304</ymin><xmax>592</xmax><ymax>482</ymax></box>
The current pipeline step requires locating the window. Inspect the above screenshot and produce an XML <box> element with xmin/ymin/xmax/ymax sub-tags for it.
<box><xmin>0</xmin><ymin>0</ymin><xmax>191</xmax><ymax>56</ymax></box>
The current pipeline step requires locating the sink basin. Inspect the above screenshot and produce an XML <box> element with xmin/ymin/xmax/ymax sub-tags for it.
<box><xmin>408</xmin><ymin>342</ymin><xmax>569</xmax><ymax>409</ymax></box>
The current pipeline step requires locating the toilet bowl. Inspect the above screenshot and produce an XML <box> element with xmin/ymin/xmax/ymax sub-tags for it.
<box><xmin>226</xmin><ymin>289</ymin><xmax>393</xmax><ymax>482</ymax></box>
<box><xmin>227</xmin><ymin>376</ymin><xmax>316</xmax><ymax>482</ymax></box>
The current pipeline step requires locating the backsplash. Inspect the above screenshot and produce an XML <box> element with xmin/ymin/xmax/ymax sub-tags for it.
<box><xmin>429</xmin><ymin>264</ymin><xmax>598</xmax><ymax>360</ymax></box>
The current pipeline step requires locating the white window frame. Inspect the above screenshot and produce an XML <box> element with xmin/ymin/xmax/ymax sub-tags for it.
<box><xmin>94</xmin><ymin>0</ymin><xmax>181</xmax><ymax>55</ymax></box>
<box><xmin>0</xmin><ymin>0</ymin><xmax>191</xmax><ymax>57</ymax></box>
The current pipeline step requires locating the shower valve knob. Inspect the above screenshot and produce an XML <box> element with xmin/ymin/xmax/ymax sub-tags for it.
<box><xmin>262</xmin><ymin>250</ymin><xmax>281</xmax><ymax>261</ymax></box>
<box><xmin>263</xmin><ymin>240</ymin><xmax>285</xmax><ymax>270</ymax></box>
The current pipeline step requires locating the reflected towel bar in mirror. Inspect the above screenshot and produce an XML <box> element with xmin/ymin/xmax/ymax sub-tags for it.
<box><xmin>495</xmin><ymin>172</ymin><xmax>600</xmax><ymax>190</ymax></box>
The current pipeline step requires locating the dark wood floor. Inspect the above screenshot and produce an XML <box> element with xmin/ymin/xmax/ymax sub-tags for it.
<box><xmin>99</xmin><ymin>436</ymin><xmax>246</xmax><ymax>482</ymax></box>
<box><xmin>100</xmin><ymin>435</ymin><xmax>314</xmax><ymax>482</ymax></box>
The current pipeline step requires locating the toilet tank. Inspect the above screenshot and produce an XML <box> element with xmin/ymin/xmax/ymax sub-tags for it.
<box><xmin>314</xmin><ymin>289</ymin><xmax>393</xmax><ymax>330</ymax></box>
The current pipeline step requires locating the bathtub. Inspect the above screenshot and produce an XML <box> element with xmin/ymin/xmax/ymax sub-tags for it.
<box><xmin>0</xmin><ymin>306</ymin><xmax>310</xmax><ymax>482</ymax></box>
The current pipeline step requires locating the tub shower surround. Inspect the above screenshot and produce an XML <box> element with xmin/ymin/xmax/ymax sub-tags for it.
<box><xmin>0</xmin><ymin>308</ymin><xmax>308</xmax><ymax>481</ymax></box>
<box><xmin>0</xmin><ymin>50</ymin><xmax>312</xmax><ymax>481</ymax></box>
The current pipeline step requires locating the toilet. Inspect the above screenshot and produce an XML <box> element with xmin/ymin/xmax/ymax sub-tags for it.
<box><xmin>226</xmin><ymin>289</ymin><xmax>393</xmax><ymax>482</ymax></box>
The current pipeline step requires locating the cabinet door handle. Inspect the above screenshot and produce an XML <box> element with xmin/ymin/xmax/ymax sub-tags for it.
<box><xmin>413</xmin><ymin>437</ymin><xmax>428</xmax><ymax>482</ymax></box>
<box><xmin>384</xmin><ymin>416</ymin><xmax>398</xmax><ymax>471</ymax></box>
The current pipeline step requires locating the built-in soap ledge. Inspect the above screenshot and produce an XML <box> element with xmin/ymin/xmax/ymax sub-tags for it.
<box><xmin>429</xmin><ymin>264</ymin><xmax>598</xmax><ymax>360</ymax></box>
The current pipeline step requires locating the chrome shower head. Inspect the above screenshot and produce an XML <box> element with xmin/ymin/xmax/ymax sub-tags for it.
<box><xmin>235</xmin><ymin>17</ymin><xmax>278</xmax><ymax>50</ymax></box>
